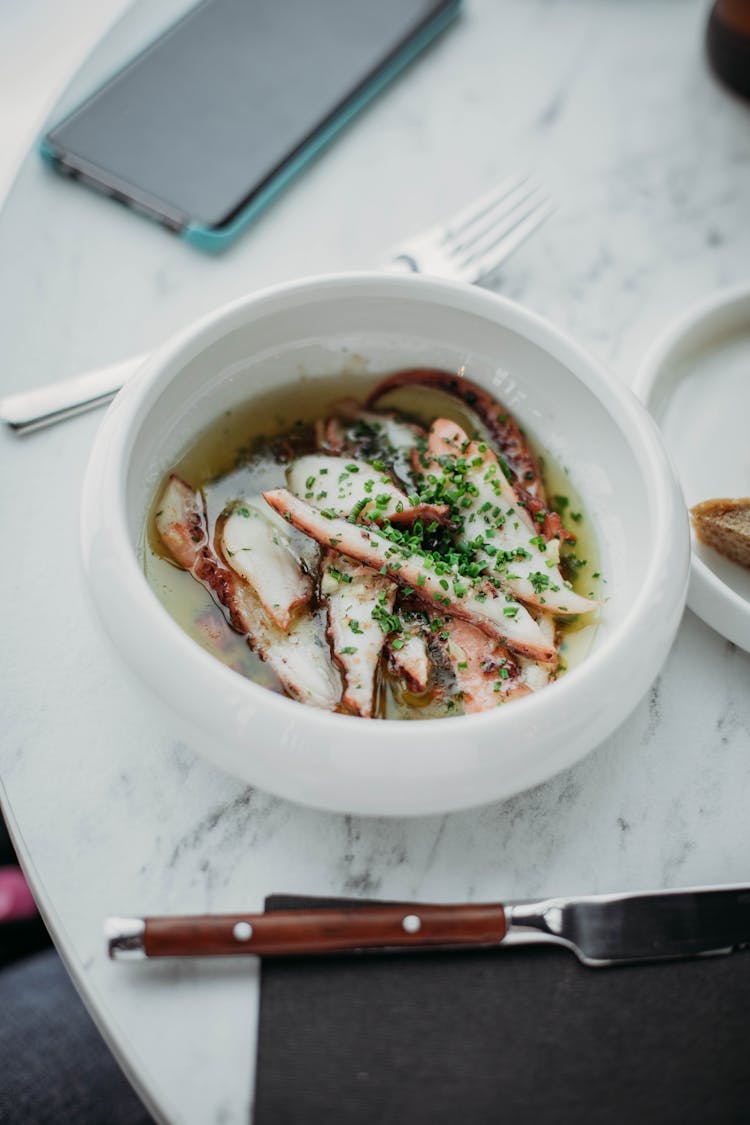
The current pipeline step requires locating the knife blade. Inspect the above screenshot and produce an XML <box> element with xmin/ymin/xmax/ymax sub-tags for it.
<box><xmin>105</xmin><ymin>885</ymin><xmax>750</xmax><ymax>966</ymax></box>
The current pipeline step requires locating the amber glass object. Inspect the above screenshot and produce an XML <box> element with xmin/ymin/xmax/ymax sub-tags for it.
<box><xmin>707</xmin><ymin>1</ymin><xmax>750</xmax><ymax>99</ymax></box>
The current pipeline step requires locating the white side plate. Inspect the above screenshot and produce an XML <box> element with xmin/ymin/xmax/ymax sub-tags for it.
<box><xmin>634</xmin><ymin>284</ymin><xmax>750</xmax><ymax>653</ymax></box>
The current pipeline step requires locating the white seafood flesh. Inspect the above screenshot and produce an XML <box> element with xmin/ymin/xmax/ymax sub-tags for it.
<box><xmin>333</xmin><ymin>399</ymin><xmax>425</xmax><ymax>486</ymax></box>
<box><xmin>287</xmin><ymin>454</ymin><xmax>448</xmax><ymax>527</ymax></box>
<box><xmin>421</xmin><ymin>420</ymin><xmax>597</xmax><ymax>617</ymax></box>
<box><xmin>155</xmin><ymin>476</ymin><xmax>341</xmax><ymax>710</ymax></box>
<box><xmin>437</xmin><ymin>617</ymin><xmax>532</xmax><ymax>713</ymax></box>
<box><xmin>288</xmin><ymin>455</ymin><xmax>408</xmax><ymax>521</ymax></box>
<box><xmin>321</xmin><ymin>552</ymin><xmax>395</xmax><ymax>717</ymax></box>
<box><xmin>221</xmin><ymin>500</ymin><xmax>312</xmax><ymax>630</ymax></box>
<box><xmin>155</xmin><ymin>474</ymin><xmax>207</xmax><ymax>570</ymax></box>
<box><xmin>262</xmin><ymin>488</ymin><xmax>556</xmax><ymax>662</ymax></box>
<box><xmin>387</xmin><ymin>632</ymin><xmax>430</xmax><ymax>694</ymax></box>
<box><xmin>518</xmin><ymin>613</ymin><xmax>558</xmax><ymax>692</ymax></box>
<box><xmin>337</xmin><ymin>401</ymin><xmax>423</xmax><ymax>453</ymax></box>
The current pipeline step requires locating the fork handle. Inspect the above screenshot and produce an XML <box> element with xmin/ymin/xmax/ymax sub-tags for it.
<box><xmin>1</xmin><ymin>262</ymin><xmax>417</xmax><ymax>435</ymax></box>
<box><xmin>0</xmin><ymin>351</ymin><xmax>149</xmax><ymax>435</ymax></box>
<box><xmin>106</xmin><ymin>904</ymin><xmax>508</xmax><ymax>960</ymax></box>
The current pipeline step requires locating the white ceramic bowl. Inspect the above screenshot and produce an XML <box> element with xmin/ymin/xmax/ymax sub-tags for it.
<box><xmin>81</xmin><ymin>272</ymin><xmax>689</xmax><ymax>816</ymax></box>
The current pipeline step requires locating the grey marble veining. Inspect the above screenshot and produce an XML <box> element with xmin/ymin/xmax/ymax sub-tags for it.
<box><xmin>2</xmin><ymin>1</ymin><xmax>750</xmax><ymax>1122</ymax></box>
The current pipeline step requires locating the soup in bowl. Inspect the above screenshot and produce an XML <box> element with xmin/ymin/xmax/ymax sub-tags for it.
<box><xmin>81</xmin><ymin>273</ymin><xmax>688</xmax><ymax>815</ymax></box>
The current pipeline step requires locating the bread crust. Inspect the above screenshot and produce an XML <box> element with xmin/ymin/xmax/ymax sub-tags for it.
<box><xmin>690</xmin><ymin>497</ymin><xmax>750</xmax><ymax>569</ymax></box>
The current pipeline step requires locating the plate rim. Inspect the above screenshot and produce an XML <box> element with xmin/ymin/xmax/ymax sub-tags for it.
<box><xmin>634</xmin><ymin>281</ymin><xmax>750</xmax><ymax>653</ymax></box>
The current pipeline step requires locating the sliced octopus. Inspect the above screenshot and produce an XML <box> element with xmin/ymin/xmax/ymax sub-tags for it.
<box><xmin>419</xmin><ymin>419</ymin><xmax>597</xmax><ymax>616</ymax></box>
<box><xmin>436</xmin><ymin>617</ymin><xmax>531</xmax><ymax>713</ymax></box>
<box><xmin>262</xmin><ymin>488</ymin><xmax>557</xmax><ymax>663</ymax></box>
<box><xmin>321</xmin><ymin>552</ymin><xmax>395</xmax><ymax>717</ymax></box>
<box><xmin>221</xmin><ymin>500</ymin><xmax>313</xmax><ymax>630</ymax></box>
<box><xmin>326</xmin><ymin>398</ymin><xmax>425</xmax><ymax>486</ymax></box>
<box><xmin>366</xmin><ymin>368</ymin><xmax>570</xmax><ymax>541</ymax></box>
<box><xmin>155</xmin><ymin>475</ymin><xmax>341</xmax><ymax>710</ymax></box>
<box><xmin>153</xmin><ymin>365</ymin><xmax>598</xmax><ymax>717</ymax></box>
<box><xmin>387</xmin><ymin>630</ymin><xmax>431</xmax><ymax>694</ymax></box>
<box><xmin>286</xmin><ymin>453</ymin><xmax>448</xmax><ymax>528</ymax></box>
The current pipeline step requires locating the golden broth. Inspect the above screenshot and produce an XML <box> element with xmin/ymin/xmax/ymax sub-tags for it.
<box><xmin>144</xmin><ymin>375</ymin><xmax>602</xmax><ymax>719</ymax></box>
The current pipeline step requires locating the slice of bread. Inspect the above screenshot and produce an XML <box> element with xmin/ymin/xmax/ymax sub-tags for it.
<box><xmin>691</xmin><ymin>498</ymin><xmax>750</xmax><ymax>569</ymax></box>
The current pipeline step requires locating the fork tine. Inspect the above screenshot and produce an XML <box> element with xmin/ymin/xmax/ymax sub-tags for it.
<box><xmin>457</xmin><ymin>191</ymin><xmax>550</xmax><ymax>267</ymax></box>
<box><xmin>449</xmin><ymin>180</ymin><xmax>545</xmax><ymax>256</ymax></box>
<box><xmin>453</xmin><ymin>198</ymin><xmax>554</xmax><ymax>283</ymax></box>
<box><xmin>380</xmin><ymin>171</ymin><xmax>551</xmax><ymax>284</ymax></box>
<box><xmin>441</xmin><ymin>171</ymin><xmax>529</xmax><ymax>241</ymax></box>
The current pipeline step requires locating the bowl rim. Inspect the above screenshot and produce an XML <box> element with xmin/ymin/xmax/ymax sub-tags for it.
<box><xmin>80</xmin><ymin>270</ymin><xmax>689</xmax><ymax>808</ymax></box>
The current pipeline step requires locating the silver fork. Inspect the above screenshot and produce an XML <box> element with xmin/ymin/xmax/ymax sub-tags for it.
<box><xmin>1</xmin><ymin>174</ymin><xmax>551</xmax><ymax>434</ymax></box>
<box><xmin>385</xmin><ymin>171</ymin><xmax>551</xmax><ymax>283</ymax></box>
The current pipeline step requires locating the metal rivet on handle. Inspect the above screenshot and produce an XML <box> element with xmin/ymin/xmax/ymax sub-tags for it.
<box><xmin>402</xmin><ymin>914</ymin><xmax>421</xmax><ymax>934</ymax></box>
<box><xmin>233</xmin><ymin>922</ymin><xmax>253</xmax><ymax>942</ymax></box>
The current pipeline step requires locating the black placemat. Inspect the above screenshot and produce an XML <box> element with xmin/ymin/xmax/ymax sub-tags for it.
<box><xmin>255</xmin><ymin>895</ymin><xmax>750</xmax><ymax>1125</ymax></box>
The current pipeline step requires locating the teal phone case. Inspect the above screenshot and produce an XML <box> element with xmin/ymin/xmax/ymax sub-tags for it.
<box><xmin>41</xmin><ymin>0</ymin><xmax>462</xmax><ymax>254</ymax></box>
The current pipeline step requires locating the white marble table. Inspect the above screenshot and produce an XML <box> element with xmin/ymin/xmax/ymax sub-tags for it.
<box><xmin>2</xmin><ymin>1</ymin><xmax>750</xmax><ymax>1122</ymax></box>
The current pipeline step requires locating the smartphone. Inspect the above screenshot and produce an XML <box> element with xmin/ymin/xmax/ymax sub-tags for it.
<box><xmin>41</xmin><ymin>0</ymin><xmax>461</xmax><ymax>253</ymax></box>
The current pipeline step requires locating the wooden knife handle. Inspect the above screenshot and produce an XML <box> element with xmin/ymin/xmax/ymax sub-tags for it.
<box><xmin>139</xmin><ymin>904</ymin><xmax>508</xmax><ymax>958</ymax></box>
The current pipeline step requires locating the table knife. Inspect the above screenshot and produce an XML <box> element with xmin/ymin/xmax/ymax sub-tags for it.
<box><xmin>105</xmin><ymin>885</ymin><xmax>750</xmax><ymax>966</ymax></box>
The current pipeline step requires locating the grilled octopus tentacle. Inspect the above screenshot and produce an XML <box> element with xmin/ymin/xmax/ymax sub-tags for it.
<box><xmin>155</xmin><ymin>476</ymin><xmax>341</xmax><ymax>710</ymax></box>
<box><xmin>366</xmin><ymin>367</ymin><xmax>572</xmax><ymax>542</ymax></box>
<box><xmin>262</xmin><ymin>488</ymin><xmax>557</xmax><ymax>662</ymax></box>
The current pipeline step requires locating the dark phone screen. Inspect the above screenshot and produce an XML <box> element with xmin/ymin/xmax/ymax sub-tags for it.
<box><xmin>46</xmin><ymin>0</ymin><xmax>454</xmax><ymax>231</ymax></box>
